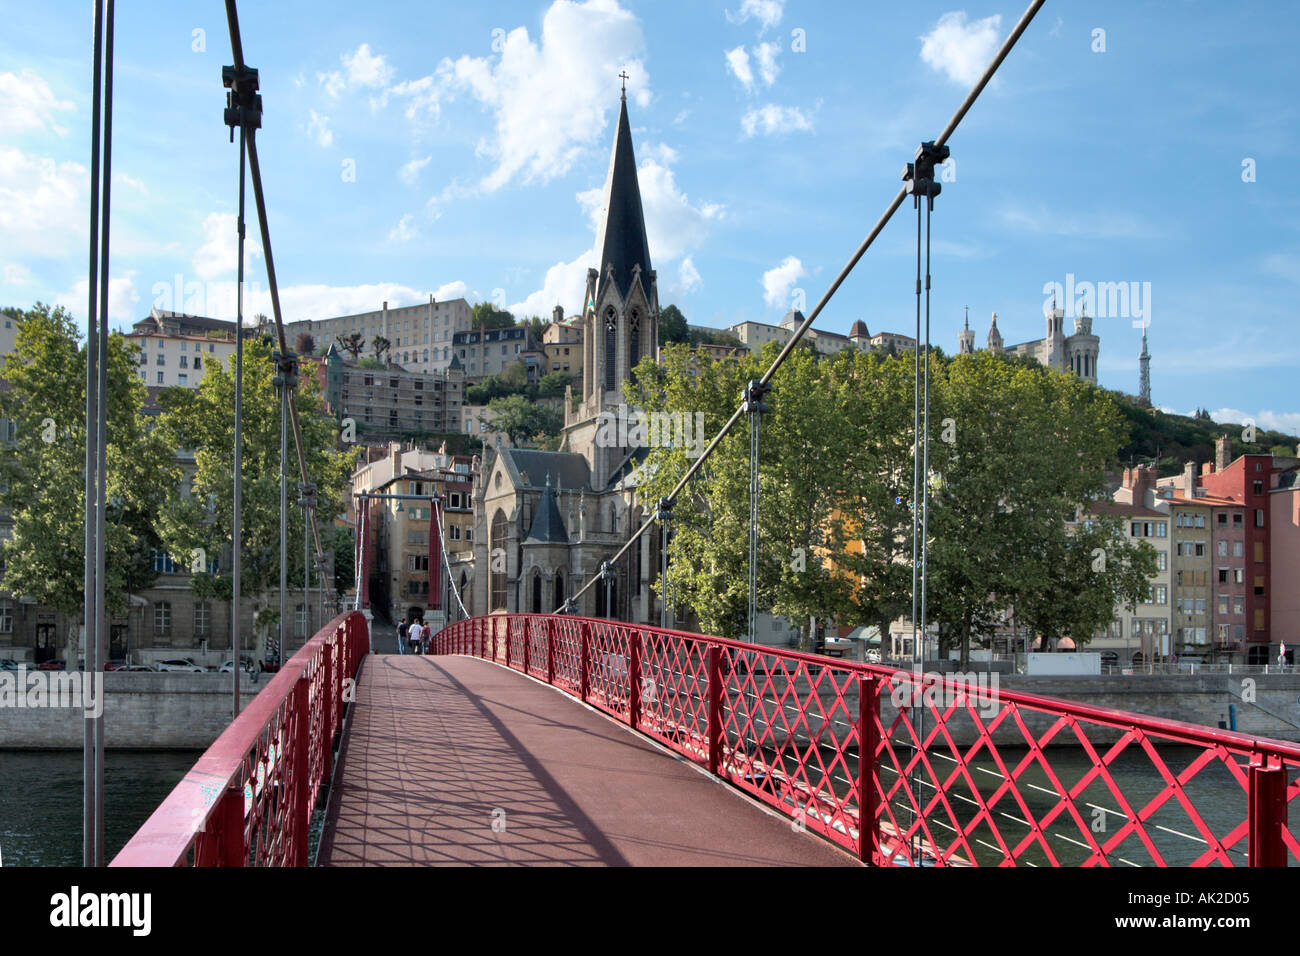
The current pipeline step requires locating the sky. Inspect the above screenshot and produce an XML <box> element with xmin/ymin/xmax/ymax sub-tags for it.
<box><xmin>2</xmin><ymin>0</ymin><xmax>1298</xmax><ymax>433</ymax></box>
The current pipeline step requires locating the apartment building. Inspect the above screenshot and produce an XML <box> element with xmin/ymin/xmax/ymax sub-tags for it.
<box><xmin>727</xmin><ymin>312</ymin><xmax>913</xmax><ymax>358</ymax></box>
<box><xmin>127</xmin><ymin>309</ymin><xmax>238</xmax><ymax>390</ymax></box>
<box><xmin>351</xmin><ymin>443</ymin><xmax>477</xmax><ymax>623</ymax></box>
<box><xmin>543</xmin><ymin>313</ymin><xmax>583</xmax><ymax>382</ymax></box>
<box><xmin>316</xmin><ymin>345</ymin><xmax>464</xmax><ymax>442</ymax></box>
<box><xmin>452</xmin><ymin>326</ymin><xmax>546</xmax><ymax>382</ymax></box>
<box><xmin>287</xmin><ymin>296</ymin><xmax>473</xmax><ymax>375</ymax></box>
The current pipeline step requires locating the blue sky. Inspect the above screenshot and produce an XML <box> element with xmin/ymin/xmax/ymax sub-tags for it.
<box><xmin>2</xmin><ymin>0</ymin><xmax>1298</xmax><ymax>433</ymax></box>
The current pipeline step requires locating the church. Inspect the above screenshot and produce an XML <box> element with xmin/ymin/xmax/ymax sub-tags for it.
<box><xmin>958</xmin><ymin>300</ymin><xmax>1101</xmax><ymax>383</ymax></box>
<box><xmin>466</xmin><ymin>87</ymin><xmax>663</xmax><ymax>623</ymax></box>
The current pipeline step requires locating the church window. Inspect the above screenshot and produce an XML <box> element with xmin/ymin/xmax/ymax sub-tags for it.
<box><xmin>531</xmin><ymin>571</ymin><xmax>542</xmax><ymax>614</ymax></box>
<box><xmin>490</xmin><ymin>510</ymin><xmax>508</xmax><ymax>611</ymax></box>
<box><xmin>628</xmin><ymin>309</ymin><xmax>641</xmax><ymax>376</ymax></box>
<box><xmin>604</xmin><ymin>309</ymin><xmax>617</xmax><ymax>392</ymax></box>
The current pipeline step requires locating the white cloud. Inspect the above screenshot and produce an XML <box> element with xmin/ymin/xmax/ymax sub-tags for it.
<box><xmin>317</xmin><ymin>71</ymin><xmax>345</xmax><ymax>99</ymax></box>
<box><xmin>382</xmin><ymin>0</ymin><xmax>652</xmax><ymax>193</ymax></box>
<box><xmin>112</xmin><ymin>171</ymin><xmax>147</xmax><ymax>194</ymax></box>
<box><xmin>0</xmin><ymin>146</ymin><xmax>86</xmax><ymax>258</ymax></box>
<box><xmin>0</xmin><ymin>70</ymin><xmax>75</xmax><ymax>136</ymax></box>
<box><xmin>306</xmin><ymin>110</ymin><xmax>333</xmax><ymax>148</ymax></box>
<box><xmin>432</xmin><ymin>280</ymin><xmax>469</xmax><ymax>301</ymax></box>
<box><xmin>920</xmin><ymin>12</ymin><xmax>1001</xmax><ymax>87</ymax></box>
<box><xmin>4</xmin><ymin>263</ymin><xmax>34</xmax><ymax>285</ymax></box>
<box><xmin>741</xmin><ymin>104</ymin><xmax>812</xmax><ymax>137</ymax></box>
<box><xmin>399</xmin><ymin>155</ymin><xmax>432</xmax><ymax>185</ymax></box>
<box><xmin>678</xmin><ymin>256</ymin><xmax>702</xmax><ymax>293</ymax></box>
<box><xmin>762</xmin><ymin>255</ymin><xmax>806</xmax><ymax>308</ymax></box>
<box><xmin>643</xmin><ymin>142</ymin><xmax>679</xmax><ymax>165</ymax></box>
<box><xmin>1187</xmin><ymin>408</ymin><xmax>1300</xmax><ymax>436</ymax></box>
<box><xmin>754</xmin><ymin>41</ymin><xmax>781</xmax><ymax>86</ymax></box>
<box><xmin>389</xmin><ymin>214</ymin><xmax>418</xmax><ymax>242</ymax></box>
<box><xmin>192</xmin><ymin>212</ymin><xmax>262</xmax><ymax>282</ymax></box>
<box><xmin>508</xmin><ymin>247</ymin><xmax>594</xmax><ymax>318</ymax></box>
<box><xmin>634</xmin><ymin>159</ymin><xmax>724</xmax><ymax>262</ymax></box>
<box><xmin>57</xmin><ymin>270</ymin><xmax>140</xmax><ymax>322</ymax></box>
<box><xmin>726</xmin><ymin>0</ymin><xmax>784</xmax><ymax>34</ymax></box>
<box><xmin>725</xmin><ymin>45</ymin><xmax>755</xmax><ymax>91</ymax></box>
<box><xmin>342</xmin><ymin>43</ymin><xmax>395</xmax><ymax>89</ymax></box>
<box><xmin>998</xmin><ymin>203</ymin><xmax>1162</xmax><ymax>241</ymax></box>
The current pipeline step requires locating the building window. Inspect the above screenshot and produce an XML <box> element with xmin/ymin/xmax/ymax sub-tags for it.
<box><xmin>490</xmin><ymin>510</ymin><xmax>507</xmax><ymax>611</ymax></box>
<box><xmin>194</xmin><ymin>602</ymin><xmax>211</xmax><ymax>637</ymax></box>
<box><xmin>1254</xmin><ymin>509</ymin><xmax>1264</xmax><ymax>527</ymax></box>
<box><xmin>178</xmin><ymin>374</ymin><xmax>188</xmax><ymax>386</ymax></box>
<box><xmin>179</xmin><ymin>355</ymin><xmax>188</xmax><ymax>368</ymax></box>
<box><xmin>1233</xmin><ymin>541</ymin><xmax>1243</xmax><ymax>557</ymax></box>
<box><xmin>1218</xmin><ymin>595</ymin><xmax>1228</xmax><ymax>614</ymax></box>
<box><xmin>1157</xmin><ymin>552</ymin><xmax>1167</xmax><ymax>572</ymax></box>
<box><xmin>0</xmin><ymin>601</ymin><xmax>11</xmax><ymax>634</ymax></box>
<box><xmin>1218</xmin><ymin>540</ymin><xmax>1228</xmax><ymax>557</ymax></box>
<box><xmin>1217</xmin><ymin>513</ymin><xmax>1226</xmax><ymax>526</ymax></box>
<box><xmin>1253</xmin><ymin>480</ymin><xmax>1264</xmax><ymax>495</ymax></box>
<box><xmin>154</xmin><ymin>602</ymin><xmax>172</xmax><ymax>636</ymax></box>
<box><xmin>295</xmin><ymin>604</ymin><xmax>309</xmax><ymax>639</ymax></box>
<box><xmin>1218</xmin><ymin>568</ymin><xmax>1229</xmax><ymax>584</ymax></box>
<box><xmin>1155</xmin><ymin>522</ymin><xmax>1166</xmax><ymax>538</ymax></box>
<box><xmin>157</xmin><ymin>372</ymin><xmax>164</xmax><ymax>384</ymax></box>
<box><xmin>1155</xmin><ymin>585</ymin><xmax>1167</xmax><ymax>605</ymax></box>
<box><xmin>1233</xmin><ymin>513</ymin><xmax>1243</xmax><ymax>527</ymax></box>
<box><xmin>1234</xmin><ymin>596</ymin><xmax>1244</xmax><ymax>614</ymax></box>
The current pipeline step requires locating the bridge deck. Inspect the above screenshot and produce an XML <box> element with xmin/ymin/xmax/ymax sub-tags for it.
<box><xmin>318</xmin><ymin>654</ymin><xmax>857</xmax><ymax>866</ymax></box>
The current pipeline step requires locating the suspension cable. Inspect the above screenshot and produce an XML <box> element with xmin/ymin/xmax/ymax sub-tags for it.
<box><xmin>555</xmin><ymin>0</ymin><xmax>1046</xmax><ymax>614</ymax></box>
<box><xmin>223</xmin><ymin>0</ymin><xmax>328</xmax><ymax>569</ymax></box>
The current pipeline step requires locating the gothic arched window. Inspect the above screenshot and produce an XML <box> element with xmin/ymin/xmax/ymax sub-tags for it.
<box><xmin>604</xmin><ymin>308</ymin><xmax>617</xmax><ymax>392</ymax></box>
<box><xmin>490</xmin><ymin>510</ymin><xmax>508</xmax><ymax>611</ymax></box>
<box><xmin>628</xmin><ymin>309</ymin><xmax>641</xmax><ymax>378</ymax></box>
<box><xmin>554</xmin><ymin>571</ymin><xmax>565</xmax><ymax>613</ymax></box>
<box><xmin>531</xmin><ymin>570</ymin><xmax>542</xmax><ymax>614</ymax></box>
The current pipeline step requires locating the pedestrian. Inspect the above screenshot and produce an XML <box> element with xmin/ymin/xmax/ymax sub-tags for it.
<box><xmin>398</xmin><ymin>618</ymin><xmax>409</xmax><ymax>655</ymax></box>
<box><xmin>419</xmin><ymin>617</ymin><xmax>429</xmax><ymax>655</ymax></box>
<box><xmin>408</xmin><ymin>618</ymin><xmax>423</xmax><ymax>656</ymax></box>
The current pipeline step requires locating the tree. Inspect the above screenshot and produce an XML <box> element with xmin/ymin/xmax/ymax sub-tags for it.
<box><xmin>371</xmin><ymin>335</ymin><xmax>391</xmax><ymax>364</ymax></box>
<box><xmin>538</xmin><ymin>371</ymin><xmax>573</xmax><ymax>399</ymax></box>
<box><xmin>486</xmin><ymin>394</ymin><xmax>563</xmax><ymax>447</ymax></box>
<box><xmin>155</xmin><ymin>338</ymin><xmax>358</xmax><ymax>658</ymax></box>
<box><xmin>294</xmin><ymin>332</ymin><xmax>315</xmax><ymax>356</ymax></box>
<box><xmin>519</xmin><ymin>315</ymin><xmax>549</xmax><ymax>339</ymax></box>
<box><xmin>471</xmin><ymin>301</ymin><xmax>514</xmax><ymax>331</ymax></box>
<box><xmin>658</xmin><ymin>304</ymin><xmax>689</xmax><ymax>345</ymax></box>
<box><xmin>0</xmin><ymin>303</ymin><xmax>176</xmax><ymax>644</ymax></box>
<box><xmin>337</xmin><ymin>332</ymin><xmax>364</xmax><ymax>360</ymax></box>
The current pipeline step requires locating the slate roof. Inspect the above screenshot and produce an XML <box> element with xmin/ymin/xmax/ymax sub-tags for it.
<box><xmin>593</xmin><ymin>94</ymin><xmax>653</xmax><ymax>304</ymax></box>
<box><xmin>524</xmin><ymin>478</ymin><xmax>569</xmax><ymax>544</ymax></box>
<box><xmin>499</xmin><ymin>447</ymin><xmax>592</xmax><ymax>493</ymax></box>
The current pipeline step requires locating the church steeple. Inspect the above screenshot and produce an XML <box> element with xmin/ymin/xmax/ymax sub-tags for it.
<box><xmin>1139</xmin><ymin>324</ymin><xmax>1151</xmax><ymax>407</ymax></box>
<box><xmin>591</xmin><ymin>86</ymin><xmax>653</xmax><ymax>306</ymax></box>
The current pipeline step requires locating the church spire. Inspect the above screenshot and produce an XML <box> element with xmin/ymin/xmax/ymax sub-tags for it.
<box><xmin>592</xmin><ymin>84</ymin><xmax>653</xmax><ymax>304</ymax></box>
<box><xmin>1139</xmin><ymin>324</ymin><xmax>1151</xmax><ymax>407</ymax></box>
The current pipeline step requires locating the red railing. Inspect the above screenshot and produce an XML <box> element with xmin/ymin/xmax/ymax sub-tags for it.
<box><xmin>435</xmin><ymin>613</ymin><xmax>1300</xmax><ymax>867</ymax></box>
<box><xmin>111</xmin><ymin>611</ymin><xmax>370</xmax><ymax>867</ymax></box>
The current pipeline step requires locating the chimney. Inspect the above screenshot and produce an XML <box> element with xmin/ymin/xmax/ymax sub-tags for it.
<box><xmin>553</xmin><ymin>305</ymin><xmax>564</xmax><ymax>323</ymax></box>
<box><xmin>1122</xmin><ymin>466</ymin><xmax>1134</xmax><ymax>489</ymax></box>
<box><xmin>1133</xmin><ymin>465</ymin><xmax>1157</xmax><ymax>505</ymax></box>
<box><xmin>1215</xmin><ymin>434</ymin><xmax>1231</xmax><ymax>472</ymax></box>
<box><xmin>1183</xmin><ymin>461</ymin><xmax>1196</xmax><ymax>496</ymax></box>
<box><xmin>1201</xmin><ymin>462</ymin><xmax>1214</xmax><ymax>476</ymax></box>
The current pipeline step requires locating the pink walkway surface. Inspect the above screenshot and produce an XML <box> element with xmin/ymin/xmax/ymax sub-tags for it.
<box><xmin>318</xmin><ymin>654</ymin><xmax>858</xmax><ymax>866</ymax></box>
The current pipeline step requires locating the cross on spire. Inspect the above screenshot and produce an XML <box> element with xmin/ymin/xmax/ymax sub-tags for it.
<box><xmin>619</xmin><ymin>70</ymin><xmax>629</xmax><ymax>97</ymax></box>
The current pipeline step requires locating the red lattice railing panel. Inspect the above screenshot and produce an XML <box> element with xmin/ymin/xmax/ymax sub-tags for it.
<box><xmin>431</xmin><ymin>614</ymin><xmax>1300</xmax><ymax>867</ymax></box>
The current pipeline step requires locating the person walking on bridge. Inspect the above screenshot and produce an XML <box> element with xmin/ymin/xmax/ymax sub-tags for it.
<box><xmin>398</xmin><ymin>618</ymin><xmax>409</xmax><ymax>654</ymax></box>
<box><xmin>408</xmin><ymin>618</ymin><xmax>424</xmax><ymax>656</ymax></box>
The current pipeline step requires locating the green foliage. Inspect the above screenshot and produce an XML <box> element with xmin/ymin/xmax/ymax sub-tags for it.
<box><xmin>471</xmin><ymin>301</ymin><xmax>514</xmax><ymax>331</ymax></box>
<box><xmin>538</xmin><ymin>371</ymin><xmax>573</xmax><ymax>399</ymax></box>
<box><xmin>357</xmin><ymin>356</ymin><xmax>384</xmax><ymax>369</ymax></box>
<box><xmin>625</xmin><ymin>346</ymin><xmax>1156</xmax><ymax>660</ymax></box>
<box><xmin>155</xmin><ymin>338</ymin><xmax>359</xmax><ymax>621</ymax></box>
<box><xmin>658</xmin><ymin>304</ymin><xmax>689</xmax><ymax>345</ymax></box>
<box><xmin>0</xmin><ymin>303</ymin><xmax>176</xmax><ymax>615</ymax></box>
<box><xmin>465</xmin><ymin>365</ymin><xmax>538</xmax><ymax>405</ymax></box>
<box><xmin>486</xmin><ymin>394</ymin><xmax>563</xmax><ymax>447</ymax></box>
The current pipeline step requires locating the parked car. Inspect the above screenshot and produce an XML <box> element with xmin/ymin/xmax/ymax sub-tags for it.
<box><xmin>104</xmin><ymin>659</ymin><xmax>132</xmax><ymax>671</ymax></box>
<box><xmin>123</xmin><ymin>664</ymin><xmax>157</xmax><ymax>672</ymax></box>
<box><xmin>155</xmin><ymin>658</ymin><xmax>206</xmax><ymax>672</ymax></box>
<box><xmin>219</xmin><ymin>657</ymin><xmax>256</xmax><ymax>674</ymax></box>
<box><xmin>0</xmin><ymin>659</ymin><xmax>19</xmax><ymax>671</ymax></box>
<box><xmin>37</xmin><ymin>659</ymin><xmax>66</xmax><ymax>671</ymax></box>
